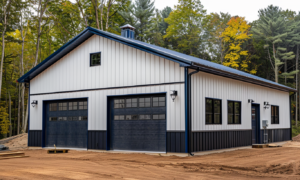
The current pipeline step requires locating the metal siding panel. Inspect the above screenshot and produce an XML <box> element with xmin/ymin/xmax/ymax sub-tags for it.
<box><xmin>127</xmin><ymin>46</ymin><xmax>133</xmax><ymax>86</ymax></box>
<box><xmin>132</xmin><ymin>48</ymin><xmax>137</xmax><ymax>86</ymax></box>
<box><xmin>175</xmin><ymin>133</ymin><xmax>181</xmax><ymax>152</ymax></box>
<box><xmin>166</xmin><ymin>132</ymin><xmax>171</xmax><ymax>152</ymax></box>
<box><xmin>181</xmin><ymin>132</ymin><xmax>185</xmax><ymax>152</ymax></box>
<box><xmin>171</xmin><ymin>132</ymin><xmax>176</xmax><ymax>152</ymax></box>
<box><xmin>28</xmin><ymin>130</ymin><xmax>42</xmax><ymax>147</ymax></box>
<box><xmin>159</xmin><ymin>57</ymin><xmax>165</xmax><ymax>83</ymax></box>
<box><xmin>190</xmin><ymin>71</ymin><xmax>290</xmax><ymax>131</ymax></box>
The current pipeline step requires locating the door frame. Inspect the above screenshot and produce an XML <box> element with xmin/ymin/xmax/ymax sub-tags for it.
<box><xmin>42</xmin><ymin>97</ymin><xmax>89</xmax><ymax>148</ymax></box>
<box><xmin>106</xmin><ymin>92</ymin><xmax>167</xmax><ymax>151</ymax></box>
<box><xmin>251</xmin><ymin>103</ymin><xmax>261</xmax><ymax>144</ymax></box>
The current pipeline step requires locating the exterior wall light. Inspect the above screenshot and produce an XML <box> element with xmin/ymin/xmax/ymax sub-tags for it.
<box><xmin>170</xmin><ymin>90</ymin><xmax>177</xmax><ymax>102</ymax></box>
<box><xmin>248</xmin><ymin>99</ymin><xmax>254</xmax><ymax>103</ymax></box>
<box><xmin>31</xmin><ymin>100</ymin><xmax>38</xmax><ymax>107</ymax></box>
<box><xmin>264</xmin><ymin>101</ymin><xmax>270</xmax><ymax>109</ymax></box>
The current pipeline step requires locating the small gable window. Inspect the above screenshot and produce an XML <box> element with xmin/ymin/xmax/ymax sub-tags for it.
<box><xmin>90</xmin><ymin>52</ymin><xmax>101</xmax><ymax>66</ymax></box>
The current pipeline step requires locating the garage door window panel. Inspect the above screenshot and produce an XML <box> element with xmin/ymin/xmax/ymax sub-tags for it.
<box><xmin>79</xmin><ymin>116</ymin><xmax>88</xmax><ymax>121</ymax></box>
<box><xmin>114</xmin><ymin>99</ymin><xmax>125</xmax><ymax>108</ymax></box>
<box><xmin>153</xmin><ymin>114</ymin><xmax>165</xmax><ymax>120</ymax></box>
<box><xmin>49</xmin><ymin>117</ymin><xmax>57</xmax><ymax>121</ymax></box>
<box><xmin>69</xmin><ymin>102</ymin><xmax>78</xmax><ymax>110</ymax></box>
<box><xmin>139</xmin><ymin>98</ymin><xmax>151</xmax><ymax>107</ymax></box>
<box><xmin>139</xmin><ymin>115</ymin><xmax>151</xmax><ymax>119</ymax></box>
<box><xmin>153</xmin><ymin>97</ymin><xmax>165</xmax><ymax>107</ymax></box>
<box><xmin>79</xmin><ymin>101</ymin><xmax>88</xmax><ymax>110</ymax></box>
<box><xmin>126</xmin><ymin>98</ymin><xmax>138</xmax><ymax>108</ymax></box>
<box><xmin>126</xmin><ymin>115</ymin><xmax>138</xmax><ymax>120</ymax></box>
<box><xmin>114</xmin><ymin>115</ymin><xmax>125</xmax><ymax>120</ymax></box>
<box><xmin>59</xmin><ymin>103</ymin><xmax>67</xmax><ymax>111</ymax></box>
<box><xmin>50</xmin><ymin>103</ymin><xmax>57</xmax><ymax>111</ymax></box>
<box><xmin>58</xmin><ymin>117</ymin><xmax>67</xmax><ymax>121</ymax></box>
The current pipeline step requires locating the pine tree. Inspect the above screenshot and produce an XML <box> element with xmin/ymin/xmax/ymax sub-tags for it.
<box><xmin>119</xmin><ymin>0</ymin><xmax>155</xmax><ymax>41</ymax></box>
<box><xmin>160</xmin><ymin>6</ymin><xmax>172</xmax><ymax>35</ymax></box>
<box><xmin>252</xmin><ymin>5</ymin><xmax>297</xmax><ymax>83</ymax></box>
<box><xmin>144</xmin><ymin>9</ymin><xmax>164</xmax><ymax>46</ymax></box>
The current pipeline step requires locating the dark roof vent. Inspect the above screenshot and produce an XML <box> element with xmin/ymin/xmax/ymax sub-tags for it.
<box><xmin>120</xmin><ymin>24</ymin><xmax>135</xmax><ymax>39</ymax></box>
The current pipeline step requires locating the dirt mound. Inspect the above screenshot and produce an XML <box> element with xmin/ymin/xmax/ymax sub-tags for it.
<box><xmin>293</xmin><ymin>134</ymin><xmax>300</xmax><ymax>142</ymax></box>
<box><xmin>3</xmin><ymin>133</ymin><xmax>28</xmax><ymax>150</ymax></box>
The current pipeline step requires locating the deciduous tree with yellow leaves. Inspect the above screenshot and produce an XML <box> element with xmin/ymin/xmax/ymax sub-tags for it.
<box><xmin>0</xmin><ymin>105</ymin><xmax>10</xmax><ymax>137</ymax></box>
<box><xmin>221</xmin><ymin>16</ymin><xmax>256</xmax><ymax>74</ymax></box>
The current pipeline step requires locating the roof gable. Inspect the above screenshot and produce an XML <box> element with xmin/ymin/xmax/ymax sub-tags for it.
<box><xmin>18</xmin><ymin>27</ymin><xmax>296</xmax><ymax>92</ymax></box>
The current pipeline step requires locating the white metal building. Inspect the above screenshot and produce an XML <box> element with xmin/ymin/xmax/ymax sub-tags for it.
<box><xmin>18</xmin><ymin>25</ymin><xmax>295</xmax><ymax>153</ymax></box>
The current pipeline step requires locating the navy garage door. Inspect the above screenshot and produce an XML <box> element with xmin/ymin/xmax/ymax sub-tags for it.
<box><xmin>111</xmin><ymin>95</ymin><xmax>166</xmax><ymax>152</ymax></box>
<box><xmin>45</xmin><ymin>100</ymin><xmax>88</xmax><ymax>148</ymax></box>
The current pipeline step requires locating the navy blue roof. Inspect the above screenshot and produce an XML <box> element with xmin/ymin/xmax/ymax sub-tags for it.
<box><xmin>18</xmin><ymin>26</ymin><xmax>296</xmax><ymax>92</ymax></box>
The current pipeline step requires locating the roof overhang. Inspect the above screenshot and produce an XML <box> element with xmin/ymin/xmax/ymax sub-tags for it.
<box><xmin>190</xmin><ymin>62</ymin><xmax>296</xmax><ymax>92</ymax></box>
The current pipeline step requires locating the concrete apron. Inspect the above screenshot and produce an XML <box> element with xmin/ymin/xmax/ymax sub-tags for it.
<box><xmin>28</xmin><ymin>141</ymin><xmax>291</xmax><ymax>157</ymax></box>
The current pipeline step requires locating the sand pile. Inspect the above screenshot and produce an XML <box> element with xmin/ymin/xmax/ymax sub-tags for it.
<box><xmin>3</xmin><ymin>133</ymin><xmax>28</xmax><ymax>150</ymax></box>
<box><xmin>293</xmin><ymin>134</ymin><xmax>300</xmax><ymax>142</ymax></box>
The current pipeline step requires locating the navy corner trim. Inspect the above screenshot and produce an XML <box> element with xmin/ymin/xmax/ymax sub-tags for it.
<box><xmin>184</xmin><ymin>68</ymin><xmax>188</xmax><ymax>153</ymax></box>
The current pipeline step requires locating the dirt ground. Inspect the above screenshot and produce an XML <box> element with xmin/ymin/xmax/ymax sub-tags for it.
<box><xmin>1</xmin><ymin>135</ymin><xmax>300</xmax><ymax>179</ymax></box>
<box><xmin>2</xmin><ymin>133</ymin><xmax>28</xmax><ymax>150</ymax></box>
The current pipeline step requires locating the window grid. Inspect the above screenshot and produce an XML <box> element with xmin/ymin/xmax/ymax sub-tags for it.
<box><xmin>114</xmin><ymin>99</ymin><xmax>125</xmax><ymax>108</ymax></box>
<box><xmin>58</xmin><ymin>117</ymin><xmax>67</xmax><ymax>121</ymax></box>
<box><xmin>153</xmin><ymin>97</ymin><xmax>165</xmax><ymax>107</ymax></box>
<box><xmin>139</xmin><ymin>97</ymin><xmax>151</xmax><ymax>107</ymax></box>
<box><xmin>114</xmin><ymin>115</ymin><xmax>125</xmax><ymax>120</ymax></box>
<box><xmin>79</xmin><ymin>101</ymin><xmax>88</xmax><ymax>110</ymax></box>
<box><xmin>90</xmin><ymin>52</ymin><xmax>101</xmax><ymax>66</ymax></box>
<box><xmin>153</xmin><ymin>114</ymin><xmax>166</xmax><ymax>120</ymax></box>
<box><xmin>49</xmin><ymin>103</ymin><xmax>57</xmax><ymax>111</ymax></box>
<box><xmin>205</xmin><ymin>98</ymin><xmax>222</xmax><ymax>124</ymax></box>
<box><xmin>139</xmin><ymin>115</ymin><xmax>151</xmax><ymax>120</ymax></box>
<box><xmin>271</xmin><ymin>106</ymin><xmax>279</xmax><ymax>124</ymax></box>
<box><xmin>49</xmin><ymin>117</ymin><xmax>57</xmax><ymax>121</ymax></box>
<box><xmin>58</xmin><ymin>103</ymin><xmax>67</xmax><ymax>111</ymax></box>
<box><xmin>228</xmin><ymin>101</ymin><xmax>241</xmax><ymax>124</ymax></box>
<box><xmin>125</xmin><ymin>115</ymin><xmax>138</xmax><ymax>120</ymax></box>
<box><xmin>126</xmin><ymin>98</ymin><xmax>138</xmax><ymax>108</ymax></box>
<box><xmin>69</xmin><ymin>102</ymin><xmax>78</xmax><ymax>110</ymax></box>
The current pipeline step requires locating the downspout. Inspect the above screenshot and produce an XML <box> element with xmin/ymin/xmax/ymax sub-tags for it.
<box><xmin>290</xmin><ymin>92</ymin><xmax>294</xmax><ymax>140</ymax></box>
<box><xmin>27</xmin><ymin>82</ymin><xmax>30</xmax><ymax>146</ymax></box>
<box><xmin>185</xmin><ymin>67</ymin><xmax>199</xmax><ymax>156</ymax></box>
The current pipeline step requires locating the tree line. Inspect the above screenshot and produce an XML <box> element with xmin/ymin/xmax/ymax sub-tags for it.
<box><xmin>1</xmin><ymin>0</ymin><xmax>300</xmax><ymax>138</ymax></box>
